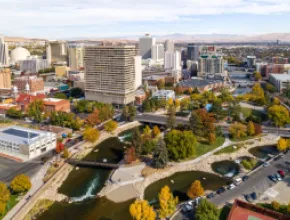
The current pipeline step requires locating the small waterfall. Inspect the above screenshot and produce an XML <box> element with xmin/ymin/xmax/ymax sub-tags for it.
<box><xmin>118</xmin><ymin>133</ymin><xmax>132</xmax><ymax>142</ymax></box>
<box><xmin>69</xmin><ymin>174</ymin><xmax>100</xmax><ymax>203</ymax></box>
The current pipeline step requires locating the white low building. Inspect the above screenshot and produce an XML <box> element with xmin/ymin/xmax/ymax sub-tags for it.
<box><xmin>269</xmin><ymin>74</ymin><xmax>290</xmax><ymax>92</ymax></box>
<box><xmin>0</xmin><ymin>126</ymin><xmax>56</xmax><ymax>161</ymax></box>
<box><xmin>152</xmin><ymin>90</ymin><xmax>175</xmax><ymax>100</ymax></box>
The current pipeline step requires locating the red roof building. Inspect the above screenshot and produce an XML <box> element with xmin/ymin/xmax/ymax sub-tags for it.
<box><xmin>15</xmin><ymin>93</ymin><xmax>46</xmax><ymax>111</ymax></box>
<box><xmin>228</xmin><ymin>200</ymin><xmax>290</xmax><ymax>220</ymax></box>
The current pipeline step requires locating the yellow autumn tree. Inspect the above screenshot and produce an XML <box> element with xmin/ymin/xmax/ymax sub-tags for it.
<box><xmin>129</xmin><ymin>200</ymin><xmax>156</xmax><ymax>220</ymax></box>
<box><xmin>10</xmin><ymin>174</ymin><xmax>31</xmax><ymax>193</ymax></box>
<box><xmin>187</xmin><ymin>180</ymin><xmax>205</xmax><ymax>199</ymax></box>
<box><xmin>277</xmin><ymin>138</ymin><xmax>288</xmax><ymax>152</ymax></box>
<box><xmin>0</xmin><ymin>182</ymin><xmax>10</xmax><ymax>204</ymax></box>
<box><xmin>104</xmin><ymin>120</ymin><xmax>118</xmax><ymax>133</ymax></box>
<box><xmin>158</xmin><ymin>185</ymin><xmax>178</xmax><ymax>219</ymax></box>
<box><xmin>151</xmin><ymin>126</ymin><xmax>161</xmax><ymax>138</ymax></box>
<box><xmin>0</xmin><ymin>202</ymin><xmax>6</xmax><ymax>215</ymax></box>
<box><xmin>143</xmin><ymin>125</ymin><xmax>151</xmax><ymax>137</ymax></box>
<box><xmin>287</xmin><ymin>201</ymin><xmax>290</xmax><ymax>214</ymax></box>
<box><xmin>247</xmin><ymin>121</ymin><xmax>255</xmax><ymax>136</ymax></box>
<box><xmin>83</xmin><ymin>127</ymin><xmax>100</xmax><ymax>143</ymax></box>
<box><xmin>167</xmin><ymin>98</ymin><xmax>174</xmax><ymax>106</ymax></box>
<box><xmin>272</xmin><ymin>201</ymin><xmax>280</xmax><ymax>211</ymax></box>
<box><xmin>174</xmin><ymin>99</ymin><xmax>180</xmax><ymax>107</ymax></box>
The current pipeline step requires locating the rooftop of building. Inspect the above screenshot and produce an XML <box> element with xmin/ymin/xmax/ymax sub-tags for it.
<box><xmin>270</xmin><ymin>73</ymin><xmax>290</xmax><ymax>80</ymax></box>
<box><xmin>16</xmin><ymin>93</ymin><xmax>46</xmax><ymax>105</ymax></box>
<box><xmin>179</xmin><ymin>77</ymin><xmax>224</xmax><ymax>88</ymax></box>
<box><xmin>152</xmin><ymin>90</ymin><xmax>175</xmax><ymax>96</ymax></box>
<box><xmin>0</xmin><ymin>103</ymin><xmax>18</xmax><ymax>109</ymax></box>
<box><xmin>227</xmin><ymin>200</ymin><xmax>290</xmax><ymax>220</ymax></box>
<box><xmin>247</xmin><ymin>56</ymin><xmax>256</xmax><ymax>59</ymax></box>
<box><xmin>0</xmin><ymin>126</ymin><xmax>53</xmax><ymax>145</ymax></box>
<box><xmin>43</xmin><ymin>98</ymin><xmax>69</xmax><ymax>105</ymax></box>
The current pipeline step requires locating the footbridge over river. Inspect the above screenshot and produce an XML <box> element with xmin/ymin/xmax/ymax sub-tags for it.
<box><xmin>66</xmin><ymin>159</ymin><xmax>120</xmax><ymax>169</ymax></box>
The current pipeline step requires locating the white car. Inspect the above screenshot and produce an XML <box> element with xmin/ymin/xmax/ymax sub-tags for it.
<box><xmin>263</xmin><ymin>162</ymin><xmax>270</xmax><ymax>167</ymax></box>
<box><xmin>228</xmin><ymin>184</ymin><xmax>236</xmax><ymax>190</ymax></box>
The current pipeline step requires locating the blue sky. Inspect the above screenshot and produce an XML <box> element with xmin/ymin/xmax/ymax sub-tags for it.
<box><xmin>1</xmin><ymin>0</ymin><xmax>290</xmax><ymax>39</ymax></box>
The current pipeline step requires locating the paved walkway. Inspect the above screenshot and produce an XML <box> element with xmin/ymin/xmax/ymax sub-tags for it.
<box><xmin>111</xmin><ymin>163</ymin><xmax>145</xmax><ymax>183</ymax></box>
<box><xmin>106</xmin><ymin>184</ymin><xmax>139</xmax><ymax>202</ymax></box>
<box><xmin>240</xmin><ymin>102</ymin><xmax>265</xmax><ymax>111</ymax></box>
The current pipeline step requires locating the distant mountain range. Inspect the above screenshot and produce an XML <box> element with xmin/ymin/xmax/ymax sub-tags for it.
<box><xmin>5</xmin><ymin>33</ymin><xmax>290</xmax><ymax>43</ymax></box>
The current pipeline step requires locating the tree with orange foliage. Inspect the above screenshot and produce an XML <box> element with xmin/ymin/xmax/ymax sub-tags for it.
<box><xmin>125</xmin><ymin>147</ymin><xmax>136</xmax><ymax>164</ymax></box>
<box><xmin>86</xmin><ymin>109</ymin><xmax>100</xmax><ymax>126</ymax></box>
<box><xmin>55</xmin><ymin>142</ymin><xmax>65</xmax><ymax>153</ymax></box>
<box><xmin>187</xmin><ymin>180</ymin><xmax>205</xmax><ymax>199</ymax></box>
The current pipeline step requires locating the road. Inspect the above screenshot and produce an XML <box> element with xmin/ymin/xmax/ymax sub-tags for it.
<box><xmin>173</xmin><ymin>152</ymin><xmax>290</xmax><ymax>220</ymax></box>
<box><xmin>210</xmin><ymin>152</ymin><xmax>290</xmax><ymax>206</ymax></box>
<box><xmin>135</xmin><ymin>114</ymin><xmax>290</xmax><ymax>137</ymax></box>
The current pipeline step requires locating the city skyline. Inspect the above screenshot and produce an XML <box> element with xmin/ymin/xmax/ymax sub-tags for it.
<box><xmin>2</xmin><ymin>0</ymin><xmax>290</xmax><ymax>39</ymax></box>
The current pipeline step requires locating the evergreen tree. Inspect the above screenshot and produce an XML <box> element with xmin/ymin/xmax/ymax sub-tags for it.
<box><xmin>131</xmin><ymin>128</ymin><xmax>142</xmax><ymax>156</ymax></box>
<box><xmin>166</xmin><ymin>105</ymin><xmax>176</xmax><ymax>129</ymax></box>
<box><xmin>152</xmin><ymin>138</ymin><xmax>168</xmax><ymax>169</ymax></box>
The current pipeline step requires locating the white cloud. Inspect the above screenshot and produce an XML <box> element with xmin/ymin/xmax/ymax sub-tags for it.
<box><xmin>1</xmin><ymin>0</ymin><xmax>290</xmax><ymax>37</ymax></box>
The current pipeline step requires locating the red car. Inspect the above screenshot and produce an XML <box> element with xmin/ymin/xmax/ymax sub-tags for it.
<box><xmin>278</xmin><ymin>170</ymin><xmax>285</xmax><ymax>178</ymax></box>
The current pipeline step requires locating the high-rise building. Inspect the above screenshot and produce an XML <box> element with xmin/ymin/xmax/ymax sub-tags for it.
<box><xmin>164</xmin><ymin>51</ymin><xmax>181</xmax><ymax>71</ymax></box>
<box><xmin>0</xmin><ymin>68</ymin><xmax>11</xmax><ymax>89</ymax></box>
<box><xmin>84</xmin><ymin>45</ymin><xmax>142</xmax><ymax>105</ymax></box>
<box><xmin>139</xmin><ymin>34</ymin><xmax>156</xmax><ymax>59</ymax></box>
<box><xmin>20</xmin><ymin>58</ymin><xmax>49</xmax><ymax>73</ymax></box>
<box><xmin>247</xmin><ymin>56</ymin><xmax>256</xmax><ymax>68</ymax></box>
<box><xmin>151</xmin><ymin>44</ymin><xmax>164</xmax><ymax>61</ymax></box>
<box><xmin>68</xmin><ymin>47</ymin><xmax>84</xmax><ymax>70</ymax></box>
<box><xmin>198</xmin><ymin>55</ymin><xmax>224</xmax><ymax>75</ymax></box>
<box><xmin>46</xmin><ymin>41</ymin><xmax>67</xmax><ymax>65</ymax></box>
<box><xmin>200</xmin><ymin>45</ymin><xmax>217</xmax><ymax>56</ymax></box>
<box><xmin>0</xmin><ymin>35</ymin><xmax>9</xmax><ymax>66</ymax></box>
<box><xmin>187</xmin><ymin>43</ymin><xmax>200</xmax><ymax>61</ymax></box>
<box><xmin>165</xmin><ymin>40</ymin><xmax>174</xmax><ymax>53</ymax></box>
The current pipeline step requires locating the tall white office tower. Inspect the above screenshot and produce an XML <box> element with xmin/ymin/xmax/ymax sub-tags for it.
<box><xmin>151</xmin><ymin>44</ymin><xmax>165</xmax><ymax>61</ymax></box>
<box><xmin>165</xmin><ymin>40</ymin><xmax>174</xmax><ymax>53</ymax></box>
<box><xmin>164</xmin><ymin>51</ymin><xmax>181</xmax><ymax>71</ymax></box>
<box><xmin>139</xmin><ymin>34</ymin><xmax>156</xmax><ymax>59</ymax></box>
<box><xmin>0</xmin><ymin>35</ymin><xmax>9</xmax><ymax>66</ymax></box>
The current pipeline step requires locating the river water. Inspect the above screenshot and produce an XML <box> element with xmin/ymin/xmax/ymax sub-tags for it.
<box><xmin>37</xmin><ymin>128</ymin><xmax>230</xmax><ymax>220</ymax></box>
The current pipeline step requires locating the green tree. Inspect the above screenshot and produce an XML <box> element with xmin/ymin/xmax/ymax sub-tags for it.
<box><xmin>143</xmin><ymin>125</ymin><xmax>151</xmax><ymax>137</ymax></box>
<box><xmin>10</xmin><ymin>174</ymin><xmax>31</xmax><ymax>193</ymax></box>
<box><xmin>142</xmin><ymin>139</ymin><xmax>157</xmax><ymax>155</ymax></box>
<box><xmin>220</xmin><ymin>88</ymin><xmax>233</xmax><ymax>103</ymax></box>
<box><xmin>287</xmin><ymin>201</ymin><xmax>290</xmax><ymax>214</ymax></box>
<box><xmin>152</xmin><ymin>138</ymin><xmax>168</xmax><ymax>169</ymax></box>
<box><xmin>265</xmin><ymin>83</ymin><xmax>276</xmax><ymax>93</ymax></box>
<box><xmin>28</xmin><ymin>100</ymin><xmax>44</xmax><ymax>123</ymax></box>
<box><xmin>70</xmin><ymin>87</ymin><xmax>84</xmax><ymax>98</ymax></box>
<box><xmin>164</xmin><ymin>130</ymin><xmax>197</xmax><ymax>160</ymax></box>
<box><xmin>157</xmin><ymin>79</ymin><xmax>165</xmax><ymax>89</ymax></box>
<box><xmin>253</xmin><ymin>71</ymin><xmax>262</xmax><ymax>81</ymax></box>
<box><xmin>158</xmin><ymin>185</ymin><xmax>178</xmax><ymax>219</ymax></box>
<box><xmin>195</xmin><ymin>199</ymin><xmax>219</xmax><ymax>220</ymax></box>
<box><xmin>129</xmin><ymin>200</ymin><xmax>156</xmax><ymax>220</ymax></box>
<box><xmin>6</xmin><ymin>107</ymin><xmax>23</xmax><ymax>119</ymax></box>
<box><xmin>142</xmin><ymin>99</ymin><xmax>151</xmax><ymax>112</ymax></box>
<box><xmin>0</xmin><ymin>182</ymin><xmax>10</xmax><ymax>204</ymax></box>
<box><xmin>131</xmin><ymin>128</ymin><xmax>142</xmax><ymax>156</ymax></box>
<box><xmin>83</xmin><ymin>127</ymin><xmax>100</xmax><ymax>143</ymax></box>
<box><xmin>229</xmin><ymin>122</ymin><xmax>247</xmax><ymax>139</ymax></box>
<box><xmin>53</xmin><ymin>93</ymin><xmax>67</xmax><ymax>99</ymax></box>
<box><xmin>187</xmin><ymin>180</ymin><xmax>204</xmax><ymax>199</ymax></box>
<box><xmin>268</xmin><ymin>105</ymin><xmax>290</xmax><ymax>127</ymax></box>
<box><xmin>166</xmin><ymin>105</ymin><xmax>176</xmax><ymax>129</ymax></box>
<box><xmin>247</xmin><ymin>121</ymin><xmax>255</xmax><ymax>136</ymax></box>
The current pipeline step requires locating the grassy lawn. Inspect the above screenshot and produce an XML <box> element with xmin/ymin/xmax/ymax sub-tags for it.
<box><xmin>175</xmin><ymin>111</ymin><xmax>190</xmax><ymax>117</ymax></box>
<box><xmin>214</xmin><ymin>144</ymin><xmax>243</xmax><ymax>155</ymax></box>
<box><xmin>230</xmin><ymin>134</ymin><xmax>264</xmax><ymax>142</ymax></box>
<box><xmin>0</xmin><ymin>195</ymin><xmax>19</xmax><ymax>220</ymax></box>
<box><xmin>182</xmin><ymin>136</ymin><xmax>225</xmax><ymax>161</ymax></box>
<box><xmin>240</xmin><ymin>107</ymin><xmax>267</xmax><ymax>122</ymax></box>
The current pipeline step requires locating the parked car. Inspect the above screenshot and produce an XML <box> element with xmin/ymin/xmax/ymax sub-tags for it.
<box><xmin>217</xmin><ymin>187</ymin><xmax>226</xmax><ymax>194</ymax></box>
<box><xmin>263</xmin><ymin>162</ymin><xmax>270</xmax><ymax>167</ymax></box>
<box><xmin>275</xmin><ymin>173</ymin><xmax>282</xmax><ymax>181</ymax></box>
<box><xmin>268</xmin><ymin>175</ymin><xmax>277</xmax><ymax>182</ymax></box>
<box><xmin>228</xmin><ymin>184</ymin><xmax>236</xmax><ymax>190</ymax></box>
<box><xmin>285</xmin><ymin>161</ymin><xmax>290</xmax><ymax>166</ymax></box>
<box><xmin>278</xmin><ymin>170</ymin><xmax>285</xmax><ymax>178</ymax></box>
<box><xmin>274</xmin><ymin>156</ymin><xmax>282</xmax><ymax>161</ymax></box>
<box><xmin>242</xmin><ymin>175</ymin><xmax>249</xmax><ymax>181</ymax></box>
<box><xmin>234</xmin><ymin>177</ymin><xmax>242</xmax><ymax>186</ymax></box>
<box><xmin>245</xmin><ymin>194</ymin><xmax>253</xmax><ymax>203</ymax></box>
<box><xmin>206</xmin><ymin>192</ymin><xmax>215</xmax><ymax>199</ymax></box>
<box><xmin>251</xmin><ymin>192</ymin><xmax>257</xmax><ymax>200</ymax></box>
<box><xmin>182</xmin><ymin>201</ymin><xmax>193</xmax><ymax>213</ymax></box>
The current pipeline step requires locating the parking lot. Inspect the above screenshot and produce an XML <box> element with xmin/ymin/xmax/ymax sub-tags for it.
<box><xmin>174</xmin><ymin>151</ymin><xmax>290</xmax><ymax>220</ymax></box>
